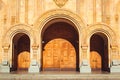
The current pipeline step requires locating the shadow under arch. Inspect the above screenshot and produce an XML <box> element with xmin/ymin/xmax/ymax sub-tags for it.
<box><xmin>41</xmin><ymin>19</ymin><xmax>79</xmax><ymax>71</ymax></box>
<box><xmin>12</xmin><ymin>33</ymin><xmax>30</xmax><ymax>71</ymax></box>
<box><xmin>90</xmin><ymin>33</ymin><xmax>109</xmax><ymax>72</ymax></box>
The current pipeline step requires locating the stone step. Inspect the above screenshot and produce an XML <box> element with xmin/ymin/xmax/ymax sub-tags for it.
<box><xmin>0</xmin><ymin>72</ymin><xmax>120</xmax><ymax>80</ymax></box>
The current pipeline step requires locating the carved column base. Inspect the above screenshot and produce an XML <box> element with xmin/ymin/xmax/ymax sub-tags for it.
<box><xmin>28</xmin><ymin>60</ymin><xmax>39</xmax><ymax>73</ymax></box>
<box><xmin>80</xmin><ymin>60</ymin><xmax>91</xmax><ymax>73</ymax></box>
<box><xmin>0</xmin><ymin>60</ymin><xmax>10</xmax><ymax>73</ymax></box>
<box><xmin>110</xmin><ymin>60</ymin><xmax>120</xmax><ymax>73</ymax></box>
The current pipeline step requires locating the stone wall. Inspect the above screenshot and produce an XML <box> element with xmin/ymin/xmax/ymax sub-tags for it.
<box><xmin>0</xmin><ymin>0</ymin><xmax>120</xmax><ymax>73</ymax></box>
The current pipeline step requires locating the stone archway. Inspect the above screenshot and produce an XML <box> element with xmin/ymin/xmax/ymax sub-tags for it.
<box><xmin>12</xmin><ymin>33</ymin><xmax>30</xmax><ymax>71</ymax></box>
<box><xmin>90</xmin><ymin>33</ymin><xmax>108</xmax><ymax>72</ymax></box>
<box><xmin>34</xmin><ymin>9</ymin><xmax>86</xmax><ymax>72</ymax></box>
<box><xmin>2</xmin><ymin>24</ymin><xmax>34</xmax><ymax>44</ymax></box>
<box><xmin>85</xmin><ymin>23</ymin><xmax>117</xmax><ymax>72</ymax></box>
<box><xmin>41</xmin><ymin>20</ymin><xmax>79</xmax><ymax>71</ymax></box>
<box><xmin>2</xmin><ymin>24</ymin><xmax>34</xmax><ymax>72</ymax></box>
<box><xmin>84</xmin><ymin>23</ymin><xmax>116</xmax><ymax>45</ymax></box>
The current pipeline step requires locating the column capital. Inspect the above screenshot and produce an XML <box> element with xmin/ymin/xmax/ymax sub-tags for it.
<box><xmin>110</xmin><ymin>45</ymin><xmax>118</xmax><ymax>50</ymax></box>
<box><xmin>81</xmin><ymin>45</ymin><xmax>88</xmax><ymax>50</ymax></box>
<box><xmin>2</xmin><ymin>43</ymin><xmax>10</xmax><ymax>50</ymax></box>
<box><xmin>32</xmin><ymin>43</ymin><xmax>39</xmax><ymax>50</ymax></box>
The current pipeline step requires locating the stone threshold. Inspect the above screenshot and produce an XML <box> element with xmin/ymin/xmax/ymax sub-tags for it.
<box><xmin>0</xmin><ymin>71</ymin><xmax>120</xmax><ymax>80</ymax></box>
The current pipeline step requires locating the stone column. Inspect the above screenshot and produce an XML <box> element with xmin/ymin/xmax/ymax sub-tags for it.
<box><xmin>80</xmin><ymin>45</ymin><xmax>91</xmax><ymax>73</ymax></box>
<box><xmin>28</xmin><ymin>44</ymin><xmax>39</xmax><ymax>73</ymax></box>
<box><xmin>0</xmin><ymin>44</ymin><xmax>10</xmax><ymax>73</ymax></box>
<box><xmin>110</xmin><ymin>45</ymin><xmax>120</xmax><ymax>72</ymax></box>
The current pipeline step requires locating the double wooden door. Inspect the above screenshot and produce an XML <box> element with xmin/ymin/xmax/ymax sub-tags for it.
<box><xmin>90</xmin><ymin>51</ymin><xmax>101</xmax><ymax>71</ymax></box>
<box><xmin>18</xmin><ymin>51</ymin><xmax>30</xmax><ymax>70</ymax></box>
<box><xmin>43</xmin><ymin>39</ymin><xmax>76</xmax><ymax>71</ymax></box>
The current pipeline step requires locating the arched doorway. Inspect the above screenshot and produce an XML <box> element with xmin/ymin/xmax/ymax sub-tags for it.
<box><xmin>12</xmin><ymin>33</ymin><xmax>30</xmax><ymax>71</ymax></box>
<box><xmin>42</xmin><ymin>20</ymin><xmax>79</xmax><ymax>71</ymax></box>
<box><xmin>90</xmin><ymin>33</ymin><xmax>109</xmax><ymax>72</ymax></box>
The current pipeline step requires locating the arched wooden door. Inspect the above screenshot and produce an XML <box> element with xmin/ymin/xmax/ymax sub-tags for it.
<box><xmin>43</xmin><ymin>39</ymin><xmax>76</xmax><ymax>71</ymax></box>
<box><xmin>18</xmin><ymin>51</ymin><xmax>30</xmax><ymax>70</ymax></box>
<box><xmin>90</xmin><ymin>51</ymin><xmax>101</xmax><ymax>71</ymax></box>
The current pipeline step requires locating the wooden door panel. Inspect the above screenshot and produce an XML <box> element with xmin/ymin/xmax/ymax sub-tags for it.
<box><xmin>43</xmin><ymin>39</ymin><xmax>76</xmax><ymax>71</ymax></box>
<box><xmin>43</xmin><ymin>50</ymin><xmax>53</xmax><ymax>68</ymax></box>
<box><xmin>18</xmin><ymin>51</ymin><xmax>30</xmax><ymax>69</ymax></box>
<box><xmin>90</xmin><ymin>51</ymin><xmax>101</xmax><ymax>70</ymax></box>
<box><xmin>69</xmin><ymin>50</ymin><xmax>76</xmax><ymax>67</ymax></box>
<box><xmin>53</xmin><ymin>49</ymin><xmax>60</xmax><ymax>68</ymax></box>
<box><xmin>60</xmin><ymin>47</ymin><xmax>76</xmax><ymax>68</ymax></box>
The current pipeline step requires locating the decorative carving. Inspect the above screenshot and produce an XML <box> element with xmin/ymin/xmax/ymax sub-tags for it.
<box><xmin>53</xmin><ymin>0</ymin><xmax>68</xmax><ymax>8</ymax></box>
<box><xmin>106</xmin><ymin>16</ymin><xmax>110</xmax><ymax>24</ymax></box>
<box><xmin>11</xmin><ymin>16</ymin><xmax>16</xmax><ymax>24</ymax></box>
<box><xmin>115</xmin><ymin>14</ymin><xmax>119</xmax><ymax>22</ymax></box>
<box><xmin>2</xmin><ymin>43</ymin><xmax>10</xmax><ymax>50</ymax></box>
<box><xmin>4</xmin><ymin>15</ymin><xmax>7</xmax><ymax>24</ymax></box>
<box><xmin>32</xmin><ymin>43</ymin><xmax>39</xmax><ymax>50</ymax></box>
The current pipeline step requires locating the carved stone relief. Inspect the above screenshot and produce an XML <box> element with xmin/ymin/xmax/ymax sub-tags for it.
<box><xmin>53</xmin><ymin>0</ymin><xmax>68</xmax><ymax>8</ymax></box>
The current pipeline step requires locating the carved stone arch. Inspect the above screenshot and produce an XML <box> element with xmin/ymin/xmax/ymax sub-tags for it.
<box><xmin>34</xmin><ymin>9</ymin><xmax>86</xmax><ymax>33</ymax></box>
<box><xmin>86</xmin><ymin>23</ymin><xmax>117</xmax><ymax>72</ymax></box>
<box><xmin>2</xmin><ymin>24</ymin><xmax>35</xmax><ymax>68</ymax></box>
<box><xmin>85</xmin><ymin>23</ymin><xmax>116</xmax><ymax>46</ymax></box>
<box><xmin>34</xmin><ymin>9</ymin><xmax>87</xmax><ymax>47</ymax></box>
<box><xmin>2</xmin><ymin>24</ymin><xmax>35</xmax><ymax>46</ymax></box>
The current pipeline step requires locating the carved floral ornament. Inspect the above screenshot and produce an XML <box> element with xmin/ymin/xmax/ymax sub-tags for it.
<box><xmin>53</xmin><ymin>0</ymin><xmax>68</xmax><ymax>8</ymax></box>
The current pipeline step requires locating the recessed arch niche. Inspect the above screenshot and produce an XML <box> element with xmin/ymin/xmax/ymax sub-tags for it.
<box><xmin>12</xmin><ymin>33</ymin><xmax>30</xmax><ymax>71</ymax></box>
<box><xmin>90</xmin><ymin>33</ymin><xmax>109</xmax><ymax>72</ymax></box>
<box><xmin>41</xmin><ymin>18</ymin><xmax>79</xmax><ymax>71</ymax></box>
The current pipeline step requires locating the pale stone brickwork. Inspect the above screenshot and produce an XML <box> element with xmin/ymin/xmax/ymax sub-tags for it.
<box><xmin>0</xmin><ymin>0</ymin><xmax>120</xmax><ymax>73</ymax></box>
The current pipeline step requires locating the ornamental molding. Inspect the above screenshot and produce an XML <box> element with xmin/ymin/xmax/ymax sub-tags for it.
<box><xmin>53</xmin><ymin>0</ymin><xmax>68</xmax><ymax>8</ymax></box>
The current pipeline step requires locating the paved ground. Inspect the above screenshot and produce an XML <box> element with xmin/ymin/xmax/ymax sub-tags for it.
<box><xmin>0</xmin><ymin>71</ymin><xmax>120</xmax><ymax>80</ymax></box>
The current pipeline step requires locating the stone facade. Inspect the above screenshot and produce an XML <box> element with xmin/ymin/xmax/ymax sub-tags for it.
<box><xmin>0</xmin><ymin>0</ymin><xmax>120</xmax><ymax>73</ymax></box>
